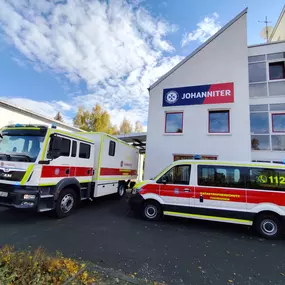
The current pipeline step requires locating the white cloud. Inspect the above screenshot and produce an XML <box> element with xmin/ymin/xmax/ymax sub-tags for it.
<box><xmin>0</xmin><ymin>0</ymin><xmax>183</xmax><ymax>128</ymax></box>
<box><xmin>181</xmin><ymin>13</ymin><xmax>221</xmax><ymax>47</ymax></box>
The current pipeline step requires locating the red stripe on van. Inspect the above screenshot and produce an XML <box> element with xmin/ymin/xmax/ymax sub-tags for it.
<box><xmin>41</xmin><ymin>166</ymin><xmax>93</xmax><ymax>178</ymax></box>
<box><xmin>100</xmin><ymin>168</ymin><xmax>137</xmax><ymax>176</ymax></box>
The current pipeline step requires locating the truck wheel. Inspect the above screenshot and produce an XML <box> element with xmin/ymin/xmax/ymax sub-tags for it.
<box><xmin>142</xmin><ymin>201</ymin><xmax>162</xmax><ymax>221</ymax></box>
<box><xmin>254</xmin><ymin>213</ymin><xmax>282</xmax><ymax>239</ymax></box>
<box><xmin>54</xmin><ymin>188</ymin><xmax>77</xmax><ymax>218</ymax></box>
<box><xmin>116</xmin><ymin>183</ymin><xmax>126</xmax><ymax>199</ymax></box>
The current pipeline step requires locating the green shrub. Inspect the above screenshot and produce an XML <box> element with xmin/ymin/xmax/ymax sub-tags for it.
<box><xmin>0</xmin><ymin>245</ymin><xmax>95</xmax><ymax>285</ymax></box>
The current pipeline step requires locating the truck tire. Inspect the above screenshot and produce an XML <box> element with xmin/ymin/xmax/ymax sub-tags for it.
<box><xmin>142</xmin><ymin>200</ymin><xmax>162</xmax><ymax>221</ymax></box>
<box><xmin>54</xmin><ymin>188</ymin><xmax>77</xmax><ymax>218</ymax></box>
<box><xmin>254</xmin><ymin>213</ymin><xmax>282</xmax><ymax>239</ymax></box>
<box><xmin>116</xmin><ymin>183</ymin><xmax>126</xmax><ymax>199</ymax></box>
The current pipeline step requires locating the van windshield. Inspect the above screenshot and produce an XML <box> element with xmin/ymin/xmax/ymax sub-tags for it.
<box><xmin>0</xmin><ymin>128</ymin><xmax>47</xmax><ymax>162</ymax></box>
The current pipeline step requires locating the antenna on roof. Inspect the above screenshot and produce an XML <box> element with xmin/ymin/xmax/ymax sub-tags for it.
<box><xmin>258</xmin><ymin>16</ymin><xmax>273</xmax><ymax>43</ymax></box>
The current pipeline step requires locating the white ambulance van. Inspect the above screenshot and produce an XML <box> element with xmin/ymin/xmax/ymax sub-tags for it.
<box><xmin>0</xmin><ymin>124</ymin><xmax>139</xmax><ymax>217</ymax></box>
<box><xmin>129</xmin><ymin>159</ymin><xmax>285</xmax><ymax>239</ymax></box>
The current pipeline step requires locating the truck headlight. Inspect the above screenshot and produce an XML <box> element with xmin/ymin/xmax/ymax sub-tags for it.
<box><xmin>132</xmin><ymin>187</ymin><xmax>141</xmax><ymax>194</ymax></box>
<box><xmin>23</xmin><ymin>194</ymin><xmax>36</xmax><ymax>200</ymax></box>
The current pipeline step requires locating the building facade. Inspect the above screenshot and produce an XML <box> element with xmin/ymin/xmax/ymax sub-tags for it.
<box><xmin>144</xmin><ymin>8</ymin><xmax>285</xmax><ymax>179</ymax></box>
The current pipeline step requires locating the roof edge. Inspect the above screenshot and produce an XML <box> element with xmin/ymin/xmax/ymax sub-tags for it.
<box><xmin>248</xmin><ymin>39</ymin><xmax>285</xmax><ymax>48</ymax></box>
<box><xmin>149</xmin><ymin>7</ymin><xmax>248</xmax><ymax>91</ymax></box>
<box><xmin>270</xmin><ymin>5</ymin><xmax>285</xmax><ymax>41</ymax></box>
<box><xmin>0</xmin><ymin>100</ymin><xmax>83</xmax><ymax>132</ymax></box>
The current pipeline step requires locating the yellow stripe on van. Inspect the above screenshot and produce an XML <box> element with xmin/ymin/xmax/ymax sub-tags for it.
<box><xmin>20</xmin><ymin>164</ymin><xmax>34</xmax><ymax>185</ymax></box>
<box><xmin>163</xmin><ymin>211</ymin><xmax>252</xmax><ymax>225</ymax></box>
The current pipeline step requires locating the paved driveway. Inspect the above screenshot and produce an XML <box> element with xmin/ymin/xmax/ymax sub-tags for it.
<box><xmin>0</xmin><ymin>195</ymin><xmax>285</xmax><ymax>285</ymax></box>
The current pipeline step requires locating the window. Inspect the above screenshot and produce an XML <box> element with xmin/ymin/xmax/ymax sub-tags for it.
<box><xmin>269</xmin><ymin>61</ymin><xmax>285</xmax><ymax>80</ymax></box>
<box><xmin>250</xmin><ymin>112</ymin><xmax>269</xmax><ymax>134</ymax></box>
<box><xmin>79</xmin><ymin>143</ymin><xmax>90</xmax><ymax>159</ymax></box>
<box><xmin>272</xmin><ymin>135</ymin><xmax>285</xmax><ymax>151</ymax></box>
<box><xmin>251</xmin><ymin>135</ymin><xmax>270</xmax><ymax>150</ymax></box>
<box><xmin>272</xmin><ymin>113</ymin><xmax>285</xmax><ymax>132</ymax></box>
<box><xmin>267</xmin><ymin>52</ymin><xmax>285</xmax><ymax>60</ymax></box>
<box><xmin>248</xmin><ymin>55</ymin><xmax>266</xmax><ymax>63</ymax></box>
<box><xmin>208</xmin><ymin>110</ymin><xmax>229</xmax><ymax>133</ymax></box>
<box><xmin>157</xmin><ymin>165</ymin><xmax>190</xmax><ymax>185</ymax></box>
<box><xmin>71</xmin><ymin>141</ymin><xmax>77</xmax><ymax>157</ymax></box>
<box><xmin>249</xmin><ymin>62</ymin><xmax>266</xmax><ymax>83</ymax></box>
<box><xmin>247</xmin><ymin>168</ymin><xmax>285</xmax><ymax>191</ymax></box>
<box><xmin>109</xmin><ymin>141</ymin><xmax>116</xmax><ymax>156</ymax></box>
<box><xmin>60</xmin><ymin>138</ymin><xmax>71</xmax><ymax>156</ymax></box>
<box><xmin>165</xmin><ymin>112</ymin><xmax>183</xmax><ymax>133</ymax></box>
<box><xmin>198</xmin><ymin>165</ymin><xmax>245</xmax><ymax>188</ymax></box>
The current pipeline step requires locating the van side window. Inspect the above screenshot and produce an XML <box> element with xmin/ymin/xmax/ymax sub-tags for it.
<box><xmin>61</xmin><ymin>138</ymin><xmax>71</xmax><ymax>156</ymax></box>
<box><xmin>158</xmin><ymin>165</ymin><xmax>191</xmax><ymax>185</ymax></box>
<box><xmin>198</xmin><ymin>165</ymin><xmax>245</xmax><ymax>188</ymax></box>
<box><xmin>71</xmin><ymin>141</ymin><xmax>77</xmax><ymax>157</ymax></box>
<box><xmin>247</xmin><ymin>168</ymin><xmax>285</xmax><ymax>191</ymax></box>
<box><xmin>109</xmin><ymin>141</ymin><xmax>116</xmax><ymax>156</ymax></box>
<box><xmin>79</xmin><ymin>143</ymin><xmax>90</xmax><ymax>159</ymax></box>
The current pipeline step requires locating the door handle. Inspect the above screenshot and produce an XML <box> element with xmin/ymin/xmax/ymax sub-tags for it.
<box><xmin>65</xmin><ymin>168</ymin><xmax>70</xmax><ymax>175</ymax></box>
<box><xmin>184</xmin><ymin>188</ymin><xmax>191</xmax><ymax>192</ymax></box>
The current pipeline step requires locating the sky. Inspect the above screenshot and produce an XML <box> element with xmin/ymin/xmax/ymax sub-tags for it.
<box><xmin>0</xmin><ymin>0</ymin><xmax>284</xmax><ymax>130</ymax></box>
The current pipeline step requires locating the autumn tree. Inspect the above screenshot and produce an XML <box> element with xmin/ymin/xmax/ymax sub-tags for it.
<box><xmin>135</xmin><ymin>121</ymin><xmax>144</xmax><ymax>133</ymax></box>
<box><xmin>120</xmin><ymin>118</ymin><xmax>133</xmax><ymax>134</ymax></box>
<box><xmin>54</xmin><ymin>112</ymin><xmax>64</xmax><ymax>122</ymax></box>
<box><xmin>73</xmin><ymin>104</ymin><xmax>119</xmax><ymax>135</ymax></box>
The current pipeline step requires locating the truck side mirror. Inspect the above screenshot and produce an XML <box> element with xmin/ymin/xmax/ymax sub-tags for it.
<box><xmin>47</xmin><ymin>136</ymin><xmax>62</xmax><ymax>159</ymax></box>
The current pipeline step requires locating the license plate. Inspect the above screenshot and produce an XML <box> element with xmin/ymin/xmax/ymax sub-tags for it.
<box><xmin>0</xmin><ymin>191</ymin><xmax>8</xmax><ymax>197</ymax></box>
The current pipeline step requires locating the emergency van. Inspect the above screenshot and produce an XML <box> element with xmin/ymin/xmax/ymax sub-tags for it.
<box><xmin>0</xmin><ymin>124</ymin><xmax>139</xmax><ymax>217</ymax></box>
<box><xmin>129</xmin><ymin>159</ymin><xmax>285</xmax><ymax>239</ymax></box>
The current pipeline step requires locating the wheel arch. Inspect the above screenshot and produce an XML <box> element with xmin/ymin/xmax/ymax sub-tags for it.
<box><xmin>54</xmin><ymin>178</ymin><xmax>81</xmax><ymax>201</ymax></box>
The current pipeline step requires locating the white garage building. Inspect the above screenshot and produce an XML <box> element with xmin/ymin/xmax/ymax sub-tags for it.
<box><xmin>0</xmin><ymin>100</ymin><xmax>81</xmax><ymax>132</ymax></box>
<box><xmin>144</xmin><ymin>8</ymin><xmax>285</xmax><ymax>179</ymax></box>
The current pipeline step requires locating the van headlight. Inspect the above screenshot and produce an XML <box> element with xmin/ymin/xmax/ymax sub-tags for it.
<box><xmin>132</xmin><ymin>187</ymin><xmax>141</xmax><ymax>194</ymax></box>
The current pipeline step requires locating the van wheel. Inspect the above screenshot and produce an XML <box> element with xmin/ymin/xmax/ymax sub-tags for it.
<box><xmin>54</xmin><ymin>188</ymin><xmax>77</xmax><ymax>218</ymax></box>
<box><xmin>116</xmin><ymin>183</ymin><xmax>126</xmax><ymax>199</ymax></box>
<box><xmin>254</xmin><ymin>213</ymin><xmax>282</xmax><ymax>239</ymax></box>
<box><xmin>142</xmin><ymin>201</ymin><xmax>162</xmax><ymax>221</ymax></box>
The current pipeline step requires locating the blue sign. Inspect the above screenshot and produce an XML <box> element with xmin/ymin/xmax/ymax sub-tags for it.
<box><xmin>162</xmin><ymin>82</ymin><xmax>234</xmax><ymax>107</ymax></box>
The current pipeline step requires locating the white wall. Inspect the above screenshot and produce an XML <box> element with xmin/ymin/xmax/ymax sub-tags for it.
<box><xmin>145</xmin><ymin>12</ymin><xmax>251</xmax><ymax>179</ymax></box>
<box><xmin>0</xmin><ymin>105</ymin><xmax>79</xmax><ymax>133</ymax></box>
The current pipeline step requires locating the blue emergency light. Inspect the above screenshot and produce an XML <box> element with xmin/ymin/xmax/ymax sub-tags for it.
<box><xmin>51</xmin><ymin>123</ymin><xmax>57</xmax><ymax>129</ymax></box>
<box><xmin>194</xmin><ymin>155</ymin><xmax>202</xmax><ymax>160</ymax></box>
<box><xmin>15</xmin><ymin>124</ymin><xmax>23</xmax><ymax>127</ymax></box>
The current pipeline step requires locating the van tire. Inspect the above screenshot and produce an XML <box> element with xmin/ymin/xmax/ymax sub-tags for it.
<box><xmin>254</xmin><ymin>213</ymin><xmax>282</xmax><ymax>239</ymax></box>
<box><xmin>116</xmin><ymin>183</ymin><xmax>126</xmax><ymax>199</ymax></box>
<box><xmin>142</xmin><ymin>200</ymin><xmax>162</xmax><ymax>221</ymax></box>
<box><xmin>53</xmin><ymin>188</ymin><xmax>77</xmax><ymax>218</ymax></box>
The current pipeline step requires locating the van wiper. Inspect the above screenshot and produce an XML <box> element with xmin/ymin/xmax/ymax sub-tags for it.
<box><xmin>0</xmin><ymin>153</ymin><xmax>11</xmax><ymax>160</ymax></box>
<box><xmin>12</xmin><ymin>154</ymin><xmax>32</xmax><ymax>162</ymax></box>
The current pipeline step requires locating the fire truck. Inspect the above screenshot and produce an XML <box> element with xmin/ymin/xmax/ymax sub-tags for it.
<box><xmin>0</xmin><ymin>124</ymin><xmax>139</xmax><ymax>218</ymax></box>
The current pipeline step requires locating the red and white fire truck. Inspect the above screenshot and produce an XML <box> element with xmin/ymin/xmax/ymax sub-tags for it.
<box><xmin>0</xmin><ymin>124</ymin><xmax>139</xmax><ymax>217</ymax></box>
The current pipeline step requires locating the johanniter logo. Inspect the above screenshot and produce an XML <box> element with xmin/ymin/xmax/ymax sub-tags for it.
<box><xmin>165</xmin><ymin>90</ymin><xmax>179</xmax><ymax>104</ymax></box>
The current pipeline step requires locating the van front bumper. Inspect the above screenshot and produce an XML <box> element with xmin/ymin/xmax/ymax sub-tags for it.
<box><xmin>128</xmin><ymin>193</ymin><xmax>144</xmax><ymax>213</ymax></box>
<box><xmin>0</xmin><ymin>184</ymin><xmax>54</xmax><ymax>211</ymax></box>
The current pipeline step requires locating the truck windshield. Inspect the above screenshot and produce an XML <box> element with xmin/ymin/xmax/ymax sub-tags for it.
<box><xmin>0</xmin><ymin>128</ymin><xmax>47</xmax><ymax>162</ymax></box>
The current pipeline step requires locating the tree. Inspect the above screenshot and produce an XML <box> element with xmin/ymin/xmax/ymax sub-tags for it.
<box><xmin>73</xmin><ymin>104</ymin><xmax>118</xmax><ymax>135</ymax></box>
<box><xmin>135</xmin><ymin>121</ymin><xmax>144</xmax><ymax>133</ymax></box>
<box><xmin>120</xmin><ymin>118</ymin><xmax>133</xmax><ymax>134</ymax></box>
<box><xmin>54</xmin><ymin>112</ymin><xmax>64</xmax><ymax>122</ymax></box>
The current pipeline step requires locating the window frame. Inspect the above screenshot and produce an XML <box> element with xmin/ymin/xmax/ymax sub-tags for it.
<box><xmin>272</xmin><ymin>113</ymin><xmax>285</xmax><ymax>133</ymax></box>
<box><xmin>60</xmin><ymin>138</ymin><xmax>71</xmax><ymax>157</ymax></box>
<box><xmin>79</xmin><ymin>142</ymin><xmax>91</xmax><ymax>159</ymax></box>
<box><xmin>71</xmin><ymin>141</ymin><xmax>77</xmax><ymax>157</ymax></box>
<box><xmin>208</xmin><ymin>110</ymin><xmax>230</xmax><ymax>134</ymax></box>
<box><xmin>268</xmin><ymin>60</ymin><xmax>285</xmax><ymax>81</ymax></box>
<box><xmin>109</xmin><ymin>141</ymin><xmax>116</xmax><ymax>156</ymax></box>
<box><xmin>157</xmin><ymin>164</ymin><xmax>191</xmax><ymax>185</ymax></box>
<box><xmin>164</xmin><ymin>112</ymin><xmax>184</xmax><ymax>134</ymax></box>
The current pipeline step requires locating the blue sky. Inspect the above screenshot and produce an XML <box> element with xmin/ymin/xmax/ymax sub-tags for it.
<box><xmin>0</xmin><ymin>0</ymin><xmax>283</xmax><ymax>129</ymax></box>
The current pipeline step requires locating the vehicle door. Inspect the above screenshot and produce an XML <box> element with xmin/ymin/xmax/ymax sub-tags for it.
<box><xmin>157</xmin><ymin>164</ymin><xmax>194</xmax><ymax>209</ymax></box>
<box><xmin>195</xmin><ymin>164</ymin><xmax>247</xmax><ymax>213</ymax></box>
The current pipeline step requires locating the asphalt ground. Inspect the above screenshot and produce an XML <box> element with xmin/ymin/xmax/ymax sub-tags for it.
<box><xmin>1</xmin><ymin>194</ymin><xmax>285</xmax><ymax>285</ymax></box>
